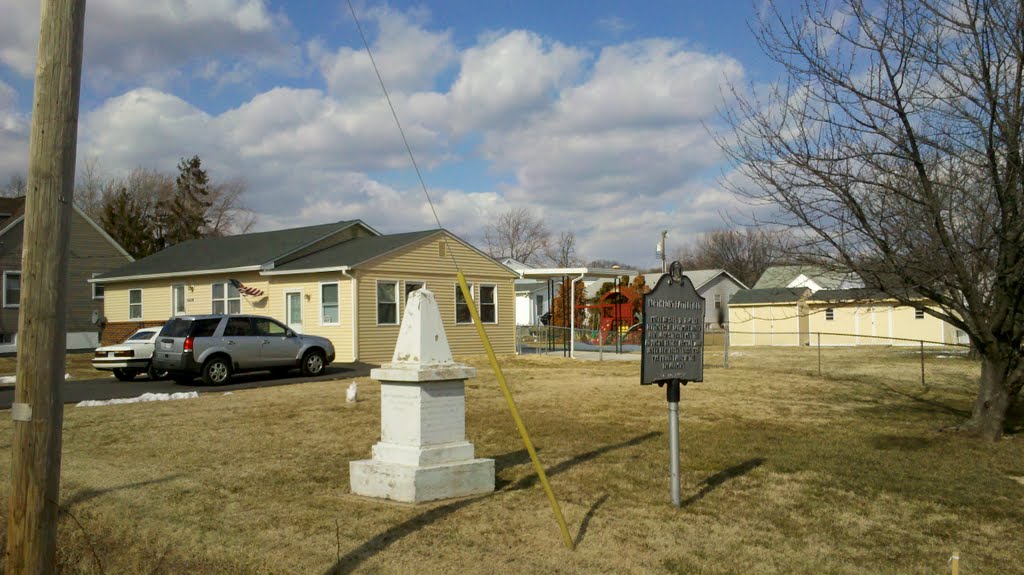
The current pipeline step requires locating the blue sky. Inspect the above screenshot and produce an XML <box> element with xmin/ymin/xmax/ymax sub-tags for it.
<box><xmin>0</xmin><ymin>0</ymin><xmax>792</xmax><ymax>268</ymax></box>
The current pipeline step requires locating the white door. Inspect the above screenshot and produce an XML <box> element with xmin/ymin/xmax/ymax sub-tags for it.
<box><xmin>285</xmin><ymin>291</ymin><xmax>303</xmax><ymax>333</ymax></box>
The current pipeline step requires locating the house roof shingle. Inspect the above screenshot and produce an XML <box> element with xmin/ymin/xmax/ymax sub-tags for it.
<box><xmin>98</xmin><ymin>220</ymin><xmax>360</xmax><ymax>279</ymax></box>
<box><xmin>730</xmin><ymin>287</ymin><xmax>810</xmax><ymax>305</ymax></box>
<box><xmin>753</xmin><ymin>265</ymin><xmax>852</xmax><ymax>290</ymax></box>
<box><xmin>270</xmin><ymin>229</ymin><xmax>442</xmax><ymax>271</ymax></box>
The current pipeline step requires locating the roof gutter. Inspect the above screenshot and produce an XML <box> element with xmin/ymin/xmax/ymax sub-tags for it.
<box><xmin>90</xmin><ymin>265</ymin><xmax>262</xmax><ymax>284</ymax></box>
<box><xmin>260</xmin><ymin>265</ymin><xmax>352</xmax><ymax>276</ymax></box>
<box><xmin>341</xmin><ymin>269</ymin><xmax>358</xmax><ymax>362</ymax></box>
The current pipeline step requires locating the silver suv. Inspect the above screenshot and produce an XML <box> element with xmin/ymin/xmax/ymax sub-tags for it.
<box><xmin>151</xmin><ymin>314</ymin><xmax>336</xmax><ymax>385</ymax></box>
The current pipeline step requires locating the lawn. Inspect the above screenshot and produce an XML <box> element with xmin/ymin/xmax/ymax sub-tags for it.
<box><xmin>0</xmin><ymin>350</ymin><xmax>1020</xmax><ymax>574</ymax></box>
<box><xmin>0</xmin><ymin>351</ymin><xmax>111</xmax><ymax>382</ymax></box>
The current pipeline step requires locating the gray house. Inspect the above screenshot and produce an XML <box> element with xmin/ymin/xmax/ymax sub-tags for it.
<box><xmin>0</xmin><ymin>197</ymin><xmax>133</xmax><ymax>352</ymax></box>
<box><xmin>646</xmin><ymin>269</ymin><xmax>748</xmax><ymax>328</ymax></box>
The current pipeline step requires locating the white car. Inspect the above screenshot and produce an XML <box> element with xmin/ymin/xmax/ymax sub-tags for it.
<box><xmin>92</xmin><ymin>327</ymin><xmax>169</xmax><ymax>381</ymax></box>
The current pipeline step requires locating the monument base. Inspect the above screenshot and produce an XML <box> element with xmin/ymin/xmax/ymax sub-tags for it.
<box><xmin>350</xmin><ymin>457</ymin><xmax>494</xmax><ymax>503</ymax></box>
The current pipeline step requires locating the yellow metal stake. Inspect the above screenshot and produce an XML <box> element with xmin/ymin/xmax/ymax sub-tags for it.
<box><xmin>457</xmin><ymin>272</ymin><xmax>575</xmax><ymax>550</ymax></box>
<box><xmin>949</xmin><ymin>551</ymin><xmax>959</xmax><ymax>575</ymax></box>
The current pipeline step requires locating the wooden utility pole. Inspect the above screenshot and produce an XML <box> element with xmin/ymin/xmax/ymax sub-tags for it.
<box><xmin>6</xmin><ymin>1</ymin><xmax>86</xmax><ymax>573</ymax></box>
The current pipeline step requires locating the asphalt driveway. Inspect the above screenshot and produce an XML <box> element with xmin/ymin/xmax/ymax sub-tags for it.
<box><xmin>0</xmin><ymin>362</ymin><xmax>376</xmax><ymax>410</ymax></box>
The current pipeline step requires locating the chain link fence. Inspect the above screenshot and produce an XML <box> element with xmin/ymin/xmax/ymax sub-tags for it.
<box><xmin>516</xmin><ymin>325</ymin><xmax>981</xmax><ymax>389</ymax></box>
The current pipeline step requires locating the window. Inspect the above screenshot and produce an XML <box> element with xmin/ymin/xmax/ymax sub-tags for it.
<box><xmin>0</xmin><ymin>333</ymin><xmax>15</xmax><ymax>345</ymax></box>
<box><xmin>479</xmin><ymin>284</ymin><xmax>497</xmax><ymax>323</ymax></box>
<box><xmin>535</xmin><ymin>294</ymin><xmax>544</xmax><ymax>316</ymax></box>
<box><xmin>212</xmin><ymin>282</ymin><xmax>241</xmax><ymax>314</ymax></box>
<box><xmin>127</xmin><ymin>330</ymin><xmax>155</xmax><ymax>342</ymax></box>
<box><xmin>223</xmin><ymin>317</ymin><xmax>253</xmax><ymax>337</ymax></box>
<box><xmin>404</xmin><ymin>280</ymin><xmax>425</xmax><ymax>305</ymax></box>
<box><xmin>714</xmin><ymin>294</ymin><xmax>722</xmax><ymax>309</ymax></box>
<box><xmin>825</xmin><ymin>308</ymin><xmax>834</xmax><ymax>321</ymax></box>
<box><xmin>172</xmin><ymin>284</ymin><xmax>186</xmax><ymax>316</ymax></box>
<box><xmin>253</xmin><ymin>317</ymin><xmax>288</xmax><ymax>336</ymax></box>
<box><xmin>915</xmin><ymin>307</ymin><xmax>925</xmax><ymax>319</ymax></box>
<box><xmin>321</xmin><ymin>282</ymin><xmax>339</xmax><ymax>325</ymax></box>
<box><xmin>129</xmin><ymin>289</ymin><xmax>142</xmax><ymax>319</ymax></box>
<box><xmin>377</xmin><ymin>281</ymin><xmax>398</xmax><ymax>325</ymax></box>
<box><xmin>455</xmin><ymin>283</ymin><xmax>474</xmax><ymax>324</ymax></box>
<box><xmin>91</xmin><ymin>273</ymin><xmax>104</xmax><ymax>299</ymax></box>
<box><xmin>3</xmin><ymin>271</ymin><xmax>20</xmax><ymax>308</ymax></box>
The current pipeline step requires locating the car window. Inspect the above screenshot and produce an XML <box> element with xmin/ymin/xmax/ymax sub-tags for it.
<box><xmin>191</xmin><ymin>318</ymin><xmax>221</xmax><ymax>338</ymax></box>
<box><xmin>223</xmin><ymin>317</ymin><xmax>253</xmax><ymax>337</ymax></box>
<box><xmin>253</xmin><ymin>318</ymin><xmax>287</xmax><ymax>337</ymax></box>
<box><xmin>126</xmin><ymin>330</ymin><xmax>154</xmax><ymax>342</ymax></box>
<box><xmin>160</xmin><ymin>318</ymin><xmax>192</xmax><ymax>337</ymax></box>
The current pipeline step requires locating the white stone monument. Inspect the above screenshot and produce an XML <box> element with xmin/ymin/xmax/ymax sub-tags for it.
<box><xmin>349</xmin><ymin>288</ymin><xmax>495</xmax><ymax>503</ymax></box>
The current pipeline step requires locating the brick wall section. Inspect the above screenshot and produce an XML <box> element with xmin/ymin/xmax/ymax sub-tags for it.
<box><xmin>101</xmin><ymin>321</ymin><xmax>165</xmax><ymax>345</ymax></box>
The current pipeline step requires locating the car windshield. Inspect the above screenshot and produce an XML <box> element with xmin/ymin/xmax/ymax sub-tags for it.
<box><xmin>126</xmin><ymin>330</ymin><xmax>154</xmax><ymax>342</ymax></box>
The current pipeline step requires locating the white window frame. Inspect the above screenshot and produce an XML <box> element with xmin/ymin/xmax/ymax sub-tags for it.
<box><xmin>284</xmin><ymin>288</ymin><xmax>304</xmax><ymax>328</ymax></box>
<box><xmin>128</xmin><ymin>288</ymin><xmax>143</xmax><ymax>320</ymax></box>
<box><xmin>320</xmin><ymin>281</ymin><xmax>340</xmax><ymax>326</ymax></box>
<box><xmin>479</xmin><ymin>283</ymin><xmax>498</xmax><ymax>324</ymax></box>
<box><xmin>455</xmin><ymin>282</ymin><xmax>475</xmax><ymax>325</ymax></box>
<box><xmin>825</xmin><ymin>308</ymin><xmax>834</xmax><ymax>321</ymax></box>
<box><xmin>211</xmin><ymin>282</ymin><xmax>241</xmax><ymax>315</ymax></box>
<box><xmin>171</xmin><ymin>284</ymin><xmax>186</xmax><ymax>316</ymax></box>
<box><xmin>376</xmin><ymin>279</ymin><xmax>400</xmax><ymax>326</ymax></box>
<box><xmin>3</xmin><ymin>271</ymin><xmax>21</xmax><ymax>308</ymax></box>
<box><xmin>404</xmin><ymin>279</ymin><xmax>426</xmax><ymax>306</ymax></box>
<box><xmin>91</xmin><ymin>272</ymin><xmax>104</xmax><ymax>300</ymax></box>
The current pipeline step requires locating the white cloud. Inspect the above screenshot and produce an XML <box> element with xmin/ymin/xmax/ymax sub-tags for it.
<box><xmin>312</xmin><ymin>6</ymin><xmax>456</xmax><ymax>101</ymax></box>
<box><xmin>448</xmin><ymin>30</ymin><xmax>587</xmax><ymax>135</ymax></box>
<box><xmin>0</xmin><ymin>80</ymin><xmax>29</xmax><ymax>179</ymax></box>
<box><xmin>0</xmin><ymin>0</ymin><xmax>291</xmax><ymax>87</ymax></box>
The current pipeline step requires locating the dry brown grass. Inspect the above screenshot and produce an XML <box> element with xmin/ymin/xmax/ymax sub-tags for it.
<box><xmin>0</xmin><ymin>352</ymin><xmax>109</xmax><ymax>382</ymax></box>
<box><xmin>0</xmin><ymin>349</ymin><xmax>1021</xmax><ymax>574</ymax></box>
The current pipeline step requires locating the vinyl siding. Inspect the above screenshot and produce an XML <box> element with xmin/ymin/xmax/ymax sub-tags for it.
<box><xmin>103</xmin><ymin>272</ymin><xmax>270</xmax><ymax>322</ymax></box>
<box><xmin>263</xmin><ymin>273</ymin><xmax>355</xmax><ymax>362</ymax></box>
<box><xmin>356</xmin><ymin>232</ymin><xmax>516</xmax><ymax>362</ymax></box>
<box><xmin>727</xmin><ymin>303</ymin><xmax>803</xmax><ymax>346</ymax></box>
<box><xmin>1</xmin><ymin>213</ymin><xmax>131</xmax><ymax>338</ymax></box>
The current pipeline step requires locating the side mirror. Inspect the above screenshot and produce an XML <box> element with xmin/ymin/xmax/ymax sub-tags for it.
<box><xmin>286</xmin><ymin>329</ymin><xmax>296</xmax><ymax>338</ymax></box>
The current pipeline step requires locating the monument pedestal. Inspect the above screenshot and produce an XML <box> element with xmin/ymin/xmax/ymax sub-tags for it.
<box><xmin>349</xmin><ymin>289</ymin><xmax>494</xmax><ymax>503</ymax></box>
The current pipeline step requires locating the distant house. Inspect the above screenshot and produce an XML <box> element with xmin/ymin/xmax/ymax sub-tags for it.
<box><xmin>644</xmin><ymin>269</ymin><xmax>748</xmax><ymax>328</ymax></box>
<box><xmin>0</xmin><ymin>196</ymin><xmax>134</xmax><ymax>352</ymax></box>
<box><xmin>731</xmin><ymin>267</ymin><xmax>966</xmax><ymax>346</ymax></box>
<box><xmin>500</xmin><ymin>258</ymin><xmax>550</xmax><ymax>326</ymax></box>
<box><xmin>93</xmin><ymin>220</ymin><xmax>517</xmax><ymax>363</ymax></box>
<box><xmin>753</xmin><ymin>265</ymin><xmax>861</xmax><ymax>291</ymax></box>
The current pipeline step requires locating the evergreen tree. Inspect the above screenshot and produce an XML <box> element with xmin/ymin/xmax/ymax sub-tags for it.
<box><xmin>162</xmin><ymin>155</ymin><xmax>211</xmax><ymax>246</ymax></box>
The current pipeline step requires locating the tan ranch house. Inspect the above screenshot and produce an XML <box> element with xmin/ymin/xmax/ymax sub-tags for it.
<box><xmin>92</xmin><ymin>220</ymin><xmax>517</xmax><ymax>363</ymax></box>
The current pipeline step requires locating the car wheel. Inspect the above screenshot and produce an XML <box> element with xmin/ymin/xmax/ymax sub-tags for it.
<box><xmin>202</xmin><ymin>357</ymin><xmax>232</xmax><ymax>385</ymax></box>
<box><xmin>147</xmin><ymin>364</ymin><xmax>169</xmax><ymax>381</ymax></box>
<box><xmin>112</xmin><ymin>368</ymin><xmax>138</xmax><ymax>382</ymax></box>
<box><xmin>300</xmin><ymin>349</ymin><xmax>325</xmax><ymax>377</ymax></box>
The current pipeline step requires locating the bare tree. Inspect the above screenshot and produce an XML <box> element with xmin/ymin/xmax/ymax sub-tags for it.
<box><xmin>719</xmin><ymin>0</ymin><xmax>1024</xmax><ymax>439</ymax></box>
<box><xmin>672</xmin><ymin>228</ymin><xmax>791</xmax><ymax>287</ymax></box>
<box><xmin>74</xmin><ymin>156</ymin><xmax>105</xmax><ymax>220</ymax></box>
<box><xmin>482</xmin><ymin>207</ymin><xmax>551</xmax><ymax>265</ymax></box>
<box><xmin>545</xmin><ymin>230</ymin><xmax>582</xmax><ymax>267</ymax></box>
<box><xmin>2</xmin><ymin>174</ymin><xmax>26</xmax><ymax>197</ymax></box>
<box><xmin>204</xmin><ymin>177</ymin><xmax>256</xmax><ymax>237</ymax></box>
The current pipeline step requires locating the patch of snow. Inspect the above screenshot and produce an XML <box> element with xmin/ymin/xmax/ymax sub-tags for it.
<box><xmin>76</xmin><ymin>392</ymin><xmax>199</xmax><ymax>407</ymax></box>
<box><xmin>346</xmin><ymin>382</ymin><xmax>358</xmax><ymax>403</ymax></box>
<box><xmin>1</xmin><ymin>373</ymin><xmax>71</xmax><ymax>384</ymax></box>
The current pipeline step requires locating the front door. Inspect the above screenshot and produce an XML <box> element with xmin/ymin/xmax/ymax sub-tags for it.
<box><xmin>285</xmin><ymin>291</ymin><xmax>303</xmax><ymax>333</ymax></box>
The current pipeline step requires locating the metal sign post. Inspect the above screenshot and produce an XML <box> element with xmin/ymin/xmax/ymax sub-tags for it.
<box><xmin>641</xmin><ymin>262</ymin><xmax>705</xmax><ymax>507</ymax></box>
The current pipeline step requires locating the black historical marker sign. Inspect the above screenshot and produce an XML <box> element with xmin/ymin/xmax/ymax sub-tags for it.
<box><xmin>641</xmin><ymin>262</ymin><xmax>705</xmax><ymax>384</ymax></box>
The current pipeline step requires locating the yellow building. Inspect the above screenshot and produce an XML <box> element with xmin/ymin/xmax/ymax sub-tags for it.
<box><xmin>805</xmin><ymin>289</ymin><xmax>962</xmax><ymax>346</ymax></box>
<box><xmin>93</xmin><ymin>220</ymin><xmax>517</xmax><ymax>363</ymax></box>
<box><xmin>727</xmin><ymin>288</ymin><xmax>810</xmax><ymax>346</ymax></box>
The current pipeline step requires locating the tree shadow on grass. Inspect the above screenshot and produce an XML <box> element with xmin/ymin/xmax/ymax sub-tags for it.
<box><xmin>325</xmin><ymin>432</ymin><xmax>660</xmax><ymax>574</ymax></box>
<box><xmin>62</xmin><ymin>474</ymin><xmax>185</xmax><ymax>510</ymax></box>
<box><xmin>680</xmin><ymin>457</ymin><xmax>765</xmax><ymax>509</ymax></box>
